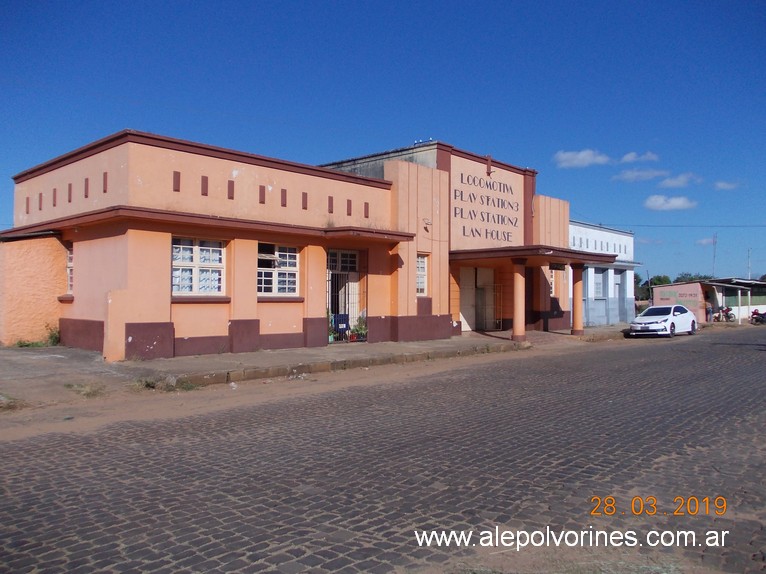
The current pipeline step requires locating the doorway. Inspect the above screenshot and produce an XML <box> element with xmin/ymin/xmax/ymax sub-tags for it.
<box><xmin>327</xmin><ymin>250</ymin><xmax>365</xmax><ymax>342</ymax></box>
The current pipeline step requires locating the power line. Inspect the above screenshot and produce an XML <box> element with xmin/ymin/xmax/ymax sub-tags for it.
<box><xmin>601</xmin><ymin>224</ymin><xmax>766</xmax><ymax>228</ymax></box>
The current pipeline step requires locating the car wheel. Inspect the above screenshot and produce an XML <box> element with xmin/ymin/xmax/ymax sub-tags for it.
<box><xmin>669</xmin><ymin>323</ymin><xmax>676</xmax><ymax>337</ymax></box>
<box><xmin>689</xmin><ymin>321</ymin><xmax>696</xmax><ymax>335</ymax></box>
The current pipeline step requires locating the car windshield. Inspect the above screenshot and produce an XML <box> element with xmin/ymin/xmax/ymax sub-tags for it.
<box><xmin>641</xmin><ymin>306</ymin><xmax>672</xmax><ymax>317</ymax></box>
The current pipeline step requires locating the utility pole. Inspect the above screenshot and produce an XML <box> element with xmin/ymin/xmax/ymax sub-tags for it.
<box><xmin>712</xmin><ymin>233</ymin><xmax>718</xmax><ymax>277</ymax></box>
<box><xmin>748</xmin><ymin>248</ymin><xmax>752</xmax><ymax>279</ymax></box>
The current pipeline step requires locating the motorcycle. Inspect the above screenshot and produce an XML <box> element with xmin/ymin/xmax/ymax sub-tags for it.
<box><xmin>751</xmin><ymin>309</ymin><xmax>766</xmax><ymax>325</ymax></box>
<box><xmin>714</xmin><ymin>306</ymin><xmax>736</xmax><ymax>322</ymax></box>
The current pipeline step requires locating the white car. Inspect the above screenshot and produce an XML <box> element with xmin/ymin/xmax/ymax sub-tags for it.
<box><xmin>629</xmin><ymin>305</ymin><xmax>697</xmax><ymax>337</ymax></box>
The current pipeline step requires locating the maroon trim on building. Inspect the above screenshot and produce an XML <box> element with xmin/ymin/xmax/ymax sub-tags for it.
<box><xmin>303</xmin><ymin>317</ymin><xmax>328</xmax><ymax>348</ymax></box>
<box><xmin>60</xmin><ymin>318</ymin><xmax>104</xmax><ymax>353</ymax></box>
<box><xmin>13</xmin><ymin>130</ymin><xmax>393</xmax><ymax>191</ymax></box>
<box><xmin>523</xmin><ymin>171</ymin><xmax>535</xmax><ymax>245</ymax></box>
<box><xmin>0</xmin><ymin>205</ymin><xmax>415</xmax><ymax>244</ymax></box>
<box><xmin>25</xmin><ymin>197</ymin><xmax>29</xmax><ymax>214</ymax></box>
<box><xmin>57</xmin><ymin>294</ymin><xmax>74</xmax><ymax>303</ymax></box>
<box><xmin>281</xmin><ymin>188</ymin><xmax>287</xmax><ymax>207</ymax></box>
<box><xmin>417</xmin><ymin>297</ymin><xmax>432</xmax><ymax>316</ymax></box>
<box><xmin>229</xmin><ymin>319</ymin><xmax>260</xmax><ymax>353</ymax></box>
<box><xmin>227</xmin><ymin>180</ymin><xmax>235</xmax><ymax>200</ymax></box>
<box><xmin>535</xmin><ymin>310</ymin><xmax>571</xmax><ymax>332</ymax></box>
<box><xmin>201</xmin><ymin>175</ymin><xmax>208</xmax><ymax>196</ymax></box>
<box><xmin>259</xmin><ymin>185</ymin><xmax>266</xmax><ymax>204</ymax></box>
<box><xmin>302</xmin><ymin>192</ymin><xmax>308</xmax><ymax>210</ymax></box>
<box><xmin>84</xmin><ymin>177</ymin><xmax>89</xmax><ymax>198</ymax></box>
<box><xmin>68</xmin><ymin>183</ymin><xmax>72</xmax><ymax>203</ymax></box>
<box><xmin>364</xmin><ymin>202</ymin><xmax>369</xmax><ymax>218</ymax></box>
<box><xmin>367</xmin><ymin>316</ymin><xmax>394</xmax><ymax>343</ymax></box>
<box><xmin>394</xmin><ymin>315</ymin><xmax>453</xmax><ymax>342</ymax></box>
<box><xmin>367</xmin><ymin>314</ymin><xmax>452</xmax><ymax>343</ymax></box>
<box><xmin>38</xmin><ymin>193</ymin><xmax>42</xmax><ymax>211</ymax></box>
<box><xmin>258</xmin><ymin>332</ymin><xmax>304</xmax><ymax>350</ymax></box>
<box><xmin>346</xmin><ymin>199</ymin><xmax>352</xmax><ymax>216</ymax></box>
<box><xmin>449</xmin><ymin>245</ymin><xmax>617</xmax><ymax>266</ymax></box>
<box><xmin>173</xmin><ymin>171</ymin><xmax>181</xmax><ymax>192</ymax></box>
<box><xmin>436</xmin><ymin>146</ymin><xmax>452</xmax><ymax>172</ymax></box>
<box><xmin>125</xmin><ymin>322</ymin><xmax>174</xmax><ymax>360</ymax></box>
<box><xmin>52</xmin><ymin>188</ymin><xmax>57</xmax><ymax>207</ymax></box>
<box><xmin>448</xmin><ymin>144</ymin><xmax>537</xmax><ymax>178</ymax></box>
<box><xmin>174</xmin><ymin>336</ymin><xmax>230</xmax><ymax>357</ymax></box>
<box><xmin>328</xmin><ymin>196</ymin><xmax>334</xmax><ymax>214</ymax></box>
<box><xmin>103</xmin><ymin>171</ymin><xmax>108</xmax><ymax>193</ymax></box>
<box><xmin>171</xmin><ymin>296</ymin><xmax>232</xmax><ymax>304</ymax></box>
<box><xmin>257</xmin><ymin>296</ymin><xmax>305</xmax><ymax>303</ymax></box>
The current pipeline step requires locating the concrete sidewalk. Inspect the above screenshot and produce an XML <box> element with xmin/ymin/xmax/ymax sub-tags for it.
<box><xmin>1</xmin><ymin>325</ymin><xmax>631</xmax><ymax>408</ymax></box>
<box><xmin>123</xmin><ymin>324</ymin><xmax>635</xmax><ymax>387</ymax></box>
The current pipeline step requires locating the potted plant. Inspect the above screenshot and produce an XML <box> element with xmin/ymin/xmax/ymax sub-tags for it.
<box><xmin>350</xmin><ymin>315</ymin><xmax>367</xmax><ymax>342</ymax></box>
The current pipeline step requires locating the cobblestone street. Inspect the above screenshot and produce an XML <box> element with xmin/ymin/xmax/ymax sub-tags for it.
<box><xmin>2</xmin><ymin>327</ymin><xmax>765</xmax><ymax>573</ymax></box>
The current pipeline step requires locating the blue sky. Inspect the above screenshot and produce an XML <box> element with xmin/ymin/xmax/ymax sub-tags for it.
<box><xmin>2</xmin><ymin>0</ymin><xmax>764</xmax><ymax>280</ymax></box>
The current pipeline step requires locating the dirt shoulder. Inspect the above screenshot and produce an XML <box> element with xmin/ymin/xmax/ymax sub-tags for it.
<box><xmin>0</xmin><ymin>336</ymin><xmax>615</xmax><ymax>442</ymax></box>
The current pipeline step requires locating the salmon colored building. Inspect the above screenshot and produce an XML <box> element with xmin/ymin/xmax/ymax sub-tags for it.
<box><xmin>0</xmin><ymin>131</ymin><xmax>615</xmax><ymax>361</ymax></box>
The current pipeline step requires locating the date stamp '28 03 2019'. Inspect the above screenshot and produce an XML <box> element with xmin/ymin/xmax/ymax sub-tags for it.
<box><xmin>590</xmin><ymin>495</ymin><xmax>727</xmax><ymax>517</ymax></box>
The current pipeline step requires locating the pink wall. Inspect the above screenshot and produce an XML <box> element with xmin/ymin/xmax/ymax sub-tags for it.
<box><xmin>653</xmin><ymin>283</ymin><xmax>705</xmax><ymax>324</ymax></box>
<box><xmin>385</xmin><ymin>161</ymin><xmax>450</xmax><ymax>316</ymax></box>
<box><xmin>14</xmin><ymin>146</ymin><xmax>130</xmax><ymax>228</ymax></box>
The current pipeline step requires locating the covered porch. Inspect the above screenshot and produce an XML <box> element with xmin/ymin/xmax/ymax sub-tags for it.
<box><xmin>449</xmin><ymin>245</ymin><xmax>617</xmax><ymax>342</ymax></box>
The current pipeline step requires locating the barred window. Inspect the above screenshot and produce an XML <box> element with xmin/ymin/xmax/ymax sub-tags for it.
<box><xmin>66</xmin><ymin>246</ymin><xmax>74</xmax><ymax>294</ymax></box>
<box><xmin>549</xmin><ymin>268</ymin><xmax>555</xmax><ymax>297</ymax></box>
<box><xmin>258</xmin><ymin>243</ymin><xmax>298</xmax><ymax>295</ymax></box>
<box><xmin>171</xmin><ymin>238</ymin><xmax>225</xmax><ymax>294</ymax></box>
<box><xmin>416</xmin><ymin>254</ymin><xmax>428</xmax><ymax>296</ymax></box>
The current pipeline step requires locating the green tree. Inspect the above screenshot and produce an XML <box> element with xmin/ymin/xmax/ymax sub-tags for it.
<box><xmin>646</xmin><ymin>274</ymin><xmax>671</xmax><ymax>286</ymax></box>
<box><xmin>634</xmin><ymin>273</ymin><xmax>649</xmax><ymax>300</ymax></box>
<box><xmin>674</xmin><ymin>272</ymin><xmax>714</xmax><ymax>283</ymax></box>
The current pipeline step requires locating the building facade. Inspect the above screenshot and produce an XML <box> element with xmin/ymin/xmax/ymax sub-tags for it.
<box><xmin>652</xmin><ymin>278</ymin><xmax>766</xmax><ymax>324</ymax></box>
<box><xmin>0</xmin><ymin>131</ymin><xmax>615</xmax><ymax>360</ymax></box>
<box><xmin>568</xmin><ymin>221</ymin><xmax>638</xmax><ymax>326</ymax></box>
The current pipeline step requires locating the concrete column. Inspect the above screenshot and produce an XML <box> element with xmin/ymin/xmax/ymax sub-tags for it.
<box><xmin>571</xmin><ymin>263</ymin><xmax>584</xmax><ymax>335</ymax></box>
<box><xmin>512</xmin><ymin>258</ymin><xmax>526</xmax><ymax>342</ymax></box>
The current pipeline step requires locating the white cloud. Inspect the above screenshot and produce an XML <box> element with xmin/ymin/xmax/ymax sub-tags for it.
<box><xmin>553</xmin><ymin>149</ymin><xmax>610</xmax><ymax>168</ymax></box>
<box><xmin>658</xmin><ymin>172</ymin><xmax>702</xmax><ymax>188</ymax></box>
<box><xmin>714</xmin><ymin>180</ymin><xmax>738</xmax><ymax>190</ymax></box>
<box><xmin>612</xmin><ymin>169</ymin><xmax>670</xmax><ymax>182</ymax></box>
<box><xmin>696</xmin><ymin>237</ymin><xmax>717</xmax><ymax>246</ymax></box>
<box><xmin>644</xmin><ymin>194</ymin><xmax>698</xmax><ymax>211</ymax></box>
<box><xmin>621</xmin><ymin>151</ymin><xmax>659</xmax><ymax>163</ymax></box>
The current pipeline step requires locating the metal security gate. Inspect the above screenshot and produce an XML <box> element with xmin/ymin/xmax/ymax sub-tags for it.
<box><xmin>327</xmin><ymin>250</ymin><xmax>365</xmax><ymax>342</ymax></box>
<box><xmin>476</xmin><ymin>284</ymin><xmax>503</xmax><ymax>331</ymax></box>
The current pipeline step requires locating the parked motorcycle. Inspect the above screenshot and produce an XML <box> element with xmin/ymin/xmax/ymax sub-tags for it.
<box><xmin>751</xmin><ymin>309</ymin><xmax>766</xmax><ymax>325</ymax></box>
<box><xmin>714</xmin><ymin>306</ymin><xmax>736</xmax><ymax>322</ymax></box>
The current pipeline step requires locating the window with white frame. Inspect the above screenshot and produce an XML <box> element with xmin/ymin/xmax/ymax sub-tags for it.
<box><xmin>171</xmin><ymin>238</ymin><xmax>225</xmax><ymax>294</ymax></box>
<box><xmin>594</xmin><ymin>268</ymin><xmax>605</xmax><ymax>298</ymax></box>
<box><xmin>328</xmin><ymin>250</ymin><xmax>358</xmax><ymax>272</ymax></box>
<box><xmin>66</xmin><ymin>245</ymin><xmax>74</xmax><ymax>294</ymax></box>
<box><xmin>257</xmin><ymin>243</ymin><xmax>298</xmax><ymax>295</ymax></box>
<box><xmin>416</xmin><ymin>254</ymin><xmax>428</xmax><ymax>296</ymax></box>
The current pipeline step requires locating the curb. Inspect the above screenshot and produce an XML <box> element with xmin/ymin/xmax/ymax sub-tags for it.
<box><xmin>178</xmin><ymin>340</ymin><xmax>530</xmax><ymax>388</ymax></box>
